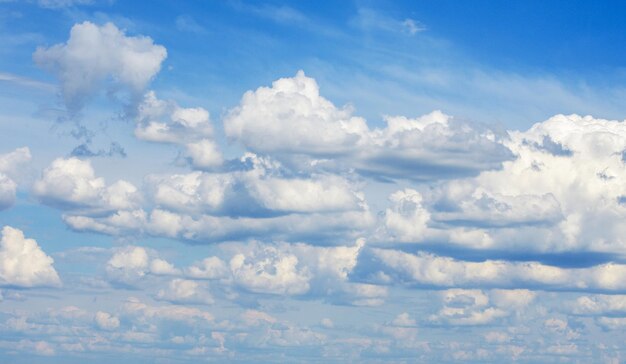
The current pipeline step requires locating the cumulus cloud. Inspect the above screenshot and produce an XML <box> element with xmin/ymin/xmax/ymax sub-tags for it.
<box><xmin>135</xmin><ymin>91</ymin><xmax>213</xmax><ymax>143</ymax></box>
<box><xmin>0</xmin><ymin>226</ymin><xmax>60</xmax><ymax>287</ymax></box>
<box><xmin>180</xmin><ymin>239</ymin><xmax>384</xmax><ymax>305</ymax></box>
<box><xmin>229</xmin><ymin>245</ymin><xmax>311</xmax><ymax>295</ymax></box>
<box><xmin>224</xmin><ymin>70</ymin><xmax>369</xmax><ymax>156</ymax></box>
<box><xmin>224</xmin><ymin>71</ymin><xmax>512</xmax><ymax>181</ymax></box>
<box><xmin>362</xmin><ymin>247</ymin><xmax>626</xmax><ymax>292</ymax></box>
<box><xmin>0</xmin><ymin>147</ymin><xmax>31</xmax><ymax>210</ymax></box>
<box><xmin>156</xmin><ymin>279</ymin><xmax>213</xmax><ymax>305</ymax></box>
<box><xmin>34</xmin><ymin>157</ymin><xmax>140</xmax><ymax>212</ymax></box>
<box><xmin>94</xmin><ymin>311</ymin><xmax>120</xmax><ymax>330</ymax></box>
<box><xmin>134</xmin><ymin>91</ymin><xmax>223</xmax><ymax>169</ymax></box>
<box><xmin>417</xmin><ymin>114</ymin><xmax>626</xmax><ymax>254</ymax></box>
<box><xmin>106</xmin><ymin>246</ymin><xmax>179</xmax><ymax>283</ymax></box>
<box><xmin>33</xmin><ymin>21</ymin><xmax>166</xmax><ymax>112</ymax></box>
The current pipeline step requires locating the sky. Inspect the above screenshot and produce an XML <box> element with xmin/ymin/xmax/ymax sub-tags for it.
<box><xmin>1</xmin><ymin>0</ymin><xmax>626</xmax><ymax>363</ymax></box>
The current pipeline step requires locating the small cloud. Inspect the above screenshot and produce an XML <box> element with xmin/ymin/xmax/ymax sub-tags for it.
<box><xmin>402</xmin><ymin>18</ymin><xmax>426</xmax><ymax>35</ymax></box>
<box><xmin>70</xmin><ymin>142</ymin><xmax>127</xmax><ymax>158</ymax></box>
<box><xmin>175</xmin><ymin>15</ymin><xmax>206</xmax><ymax>34</ymax></box>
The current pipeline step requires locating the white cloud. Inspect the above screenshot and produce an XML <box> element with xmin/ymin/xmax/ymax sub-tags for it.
<box><xmin>33</xmin><ymin>21</ymin><xmax>166</xmax><ymax>111</ymax></box>
<box><xmin>156</xmin><ymin>279</ymin><xmax>213</xmax><ymax>305</ymax></box>
<box><xmin>123</xmin><ymin>297</ymin><xmax>213</xmax><ymax>323</ymax></box>
<box><xmin>0</xmin><ymin>226</ymin><xmax>61</xmax><ymax>287</ymax></box>
<box><xmin>229</xmin><ymin>245</ymin><xmax>311</xmax><ymax>295</ymax></box>
<box><xmin>94</xmin><ymin>311</ymin><xmax>120</xmax><ymax>330</ymax></box>
<box><xmin>224</xmin><ymin>70</ymin><xmax>369</xmax><ymax>156</ymax></box>
<box><xmin>429</xmin><ymin>289</ymin><xmax>508</xmax><ymax>326</ymax></box>
<box><xmin>34</xmin><ymin>157</ymin><xmax>140</xmax><ymax>212</ymax></box>
<box><xmin>107</xmin><ymin>246</ymin><xmax>148</xmax><ymax>275</ymax></box>
<box><xmin>368</xmin><ymin>247</ymin><xmax>626</xmax><ymax>292</ymax></box>
<box><xmin>0</xmin><ymin>147</ymin><xmax>31</xmax><ymax>210</ymax></box>
<box><xmin>150</xmin><ymin>258</ymin><xmax>180</xmax><ymax>276</ymax></box>
<box><xmin>106</xmin><ymin>245</ymin><xmax>179</xmax><ymax>282</ymax></box>
<box><xmin>135</xmin><ymin>91</ymin><xmax>213</xmax><ymax>144</ymax></box>
<box><xmin>225</xmin><ymin>72</ymin><xmax>512</xmax><ymax>180</ymax></box>
<box><xmin>423</xmin><ymin>114</ymin><xmax>626</xmax><ymax>253</ymax></box>
<box><xmin>383</xmin><ymin>189</ymin><xmax>430</xmax><ymax>241</ymax></box>
<box><xmin>571</xmin><ymin>294</ymin><xmax>626</xmax><ymax>315</ymax></box>
<box><xmin>186</xmin><ymin>256</ymin><xmax>229</xmax><ymax>280</ymax></box>
<box><xmin>185</xmin><ymin>139</ymin><xmax>223</xmax><ymax>169</ymax></box>
<box><xmin>0</xmin><ymin>174</ymin><xmax>16</xmax><ymax>211</ymax></box>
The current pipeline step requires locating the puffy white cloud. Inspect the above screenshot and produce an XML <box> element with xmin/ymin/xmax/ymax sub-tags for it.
<box><xmin>106</xmin><ymin>246</ymin><xmax>179</xmax><ymax>282</ymax></box>
<box><xmin>429</xmin><ymin>289</ymin><xmax>508</xmax><ymax>326</ymax></box>
<box><xmin>247</xmin><ymin>174</ymin><xmax>363</xmax><ymax>213</ymax></box>
<box><xmin>150</xmin><ymin>258</ymin><xmax>181</xmax><ymax>276</ymax></box>
<box><xmin>33</xmin><ymin>22</ymin><xmax>166</xmax><ymax>111</ymax></box>
<box><xmin>0</xmin><ymin>147</ymin><xmax>31</xmax><ymax>210</ymax></box>
<box><xmin>106</xmin><ymin>246</ymin><xmax>149</xmax><ymax>281</ymax></box>
<box><xmin>147</xmin><ymin>153</ymin><xmax>364</xmax><ymax>215</ymax></box>
<box><xmin>156</xmin><ymin>279</ymin><xmax>213</xmax><ymax>305</ymax></box>
<box><xmin>34</xmin><ymin>158</ymin><xmax>140</xmax><ymax>212</ymax></box>
<box><xmin>383</xmin><ymin>189</ymin><xmax>430</xmax><ymax>241</ymax></box>
<box><xmin>94</xmin><ymin>311</ymin><xmax>120</xmax><ymax>330</ymax></box>
<box><xmin>135</xmin><ymin>91</ymin><xmax>213</xmax><ymax>144</ymax></box>
<box><xmin>422</xmin><ymin>114</ymin><xmax>626</xmax><ymax>253</ymax></box>
<box><xmin>571</xmin><ymin>295</ymin><xmax>626</xmax><ymax>315</ymax></box>
<box><xmin>229</xmin><ymin>245</ymin><xmax>311</xmax><ymax>295</ymax></box>
<box><xmin>180</xmin><ymin>239</ymin><xmax>383</xmax><ymax>305</ymax></box>
<box><xmin>0</xmin><ymin>226</ymin><xmax>61</xmax><ymax>287</ymax></box>
<box><xmin>185</xmin><ymin>139</ymin><xmax>223</xmax><ymax>169</ymax></box>
<box><xmin>224</xmin><ymin>70</ymin><xmax>369</xmax><ymax>156</ymax></box>
<box><xmin>224</xmin><ymin>71</ymin><xmax>512</xmax><ymax>180</ymax></box>
<box><xmin>0</xmin><ymin>174</ymin><xmax>16</xmax><ymax>211</ymax></box>
<box><xmin>134</xmin><ymin>91</ymin><xmax>223</xmax><ymax>170</ymax></box>
<box><xmin>65</xmin><ymin>207</ymin><xmax>374</xmax><ymax>243</ymax></box>
<box><xmin>367</xmin><ymin>247</ymin><xmax>626</xmax><ymax>292</ymax></box>
<box><xmin>186</xmin><ymin>256</ymin><xmax>229</xmax><ymax>280</ymax></box>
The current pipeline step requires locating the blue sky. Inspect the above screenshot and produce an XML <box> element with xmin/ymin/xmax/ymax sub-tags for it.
<box><xmin>2</xmin><ymin>1</ymin><xmax>626</xmax><ymax>363</ymax></box>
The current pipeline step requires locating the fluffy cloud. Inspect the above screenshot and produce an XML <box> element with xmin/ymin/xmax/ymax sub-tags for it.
<box><xmin>33</xmin><ymin>21</ymin><xmax>166</xmax><ymax>112</ymax></box>
<box><xmin>134</xmin><ymin>91</ymin><xmax>223</xmax><ymax>169</ymax></box>
<box><xmin>224</xmin><ymin>70</ymin><xmax>369</xmax><ymax>156</ymax></box>
<box><xmin>106</xmin><ymin>246</ymin><xmax>179</xmax><ymax>283</ymax></box>
<box><xmin>156</xmin><ymin>279</ymin><xmax>213</xmax><ymax>305</ymax></box>
<box><xmin>364</xmin><ymin>247</ymin><xmax>626</xmax><ymax>292</ymax></box>
<box><xmin>94</xmin><ymin>311</ymin><xmax>120</xmax><ymax>330</ymax></box>
<box><xmin>34</xmin><ymin>157</ymin><xmax>140</xmax><ymax>212</ymax></box>
<box><xmin>0</xmin><ymin>147</ymin><xmax>31</xmax><ymax>210</ymax></box>
<box><xmin>229</xmin><ymin>245</ymin><xmax>311</xmax><ymax>295</ymax></box>
<box><xmin>61</xmin><ymin>153</ymin><xmax>372</xmax><ymax>243</ymax></box>
<box><xmin>224</xmin><ymin>71</ymin><xmax>512</xmax><ymax>180</ymax></box>
<box><xmin>180</xmin><ymin>239</ymin><xmax>384</xmax><ymax>305</ymax></box>
<box><xmin>0</xmin><ymin>226</ymin><xmax>60</xmax><ymax>287</ymax></box>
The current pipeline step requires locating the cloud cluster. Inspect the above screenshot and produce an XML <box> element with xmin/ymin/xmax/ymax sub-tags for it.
<box><xmin>224</xmin><ymin>71</ymin><xmax>512</xmax><ymax>181</ymax></box>
<box><xmin>34</xmin><ymin>21</ymin><xmax>166</xmax><ymax>112</ymax></box>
